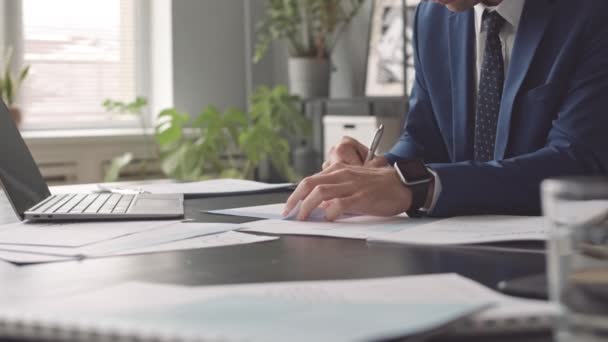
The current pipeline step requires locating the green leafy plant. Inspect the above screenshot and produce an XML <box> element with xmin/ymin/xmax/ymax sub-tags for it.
<box><xmin>0</xmin><ymin>47</ymin><xmax>30</xmax><ymax>106</ymax></box>
<box><xmin>254</xmin><ymin>0</ymin><xmax>365</xmax><ymax>63</ymax></box>
<box><xmin>102</xmin><ymin>97</ymin><xmax>151</xmax><ymax>182</ymax></box>
<box><xmin>155</xmin><ymin>85</ymin><xmax>310</xmax><ymax>182</ymax></box>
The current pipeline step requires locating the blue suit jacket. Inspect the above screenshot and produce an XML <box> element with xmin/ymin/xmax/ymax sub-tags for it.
<box><xmin>387</xmin><ymin>0</ymin><xmax>608</xmax><ymax>217</ymax></box>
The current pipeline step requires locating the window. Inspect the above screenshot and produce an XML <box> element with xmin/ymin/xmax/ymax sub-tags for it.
<box><xmin>20</xmin><ymin>0</ymin><xmax>146</xmax><ymax>129</ymax></box>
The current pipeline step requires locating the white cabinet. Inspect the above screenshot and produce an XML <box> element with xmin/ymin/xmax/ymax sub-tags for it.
<box><xmin>322</xmin><ymin>115</ymin><xmax>402</xmax><ymax>160</ymax></box>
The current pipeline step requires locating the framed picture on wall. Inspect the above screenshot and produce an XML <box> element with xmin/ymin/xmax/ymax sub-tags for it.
<box><xmin>365</xmin><ymin>0</ymin><xmax>418</xmax><ymax>97</ymax></box>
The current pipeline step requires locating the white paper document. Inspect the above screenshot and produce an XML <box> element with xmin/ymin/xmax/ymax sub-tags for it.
<box><xmin>220</xmin><ymin>204</ymin><xmax>548</xmax><ymax>244</ymax></box>
<box><xmin>0</xmin><ymin>250</ymin><xmax>70</xmax><ymax>263</ymax></box>
<box><xmin>241</xmin><ymin>216</ymin><xmax>433</xmax><ymax>240</ymax></box>
<box><xmin>0</xmin><ymin>227</ymin><xmax>276</xmax><ymax>264</ymax></box>
<box><xmin>0</xmin><ymin>220</ymin><xmax>172</xmax><ymax>247</ymax></box>
<box><xmin>0</xmin><ymin>273</ymin><xmax>556</xmax><ymax>341</ymax></box>
<box><xmin>214</xmin><ymin>203</ymin><xmax>431</xmax><ymax>240</ymax></box>
<box><xmin>124</xmin><ymin>231</ymin><xmax>277</xmax><ymax>255</ymax></box>
<box><xmin>0</xmin><ymin>273</ymin><xmax>522</xmax><ymax>342</ymax></box>
<box><xmin>0</xmin><ymin>221</ymin><xmax>230</xmax><ymax>259</ymax></box>
<box><xmin>210</xmin><ymin>202</ymin><xmax>357</xmax><ymax>221</ymax></box>
<box><xmin>115</xmin><ymin>179</ymin><xmax>292</xmax><ymax>196</ymax></box>
<box><xmin>369</xmin><ymin>215</ymin><xmax>548</xmax><ymax>245</ymax></box>
<box><xmin>51</xmin><ymin>179</ymin><xmax>293</xmax><ymax>196</ymax></box>
<box><xmin>209</xmin><ymin>203</ymin><xmax>322</xmax><ymax>220</ymax></box>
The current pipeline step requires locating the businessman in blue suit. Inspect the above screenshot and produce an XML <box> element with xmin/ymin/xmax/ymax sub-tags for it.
<box><xmin>284</xmin><ymin>0</ymin><xmax>608</xmax><ymax>220</ymax></box>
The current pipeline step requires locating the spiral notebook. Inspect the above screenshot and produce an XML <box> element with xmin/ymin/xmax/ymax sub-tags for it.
<box><xmin>0</xmin><ymin>274</ymin><xmax>557</xmax><ymax>341</ymax></box>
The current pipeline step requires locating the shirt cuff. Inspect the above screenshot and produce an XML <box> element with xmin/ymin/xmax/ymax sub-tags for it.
<box><xmin>422</xmin><ymin>168</ymin><xmax>441</xmax><ymax>213</ymax></box>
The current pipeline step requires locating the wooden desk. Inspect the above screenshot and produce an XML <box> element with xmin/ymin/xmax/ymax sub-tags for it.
<box><xmin>0</xmin><ymin>190</ymin><xmax>551</xmax><ymax>342</ymax></box>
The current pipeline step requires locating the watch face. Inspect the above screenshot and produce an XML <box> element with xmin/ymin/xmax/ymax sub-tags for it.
<box><xmin>396</xmin><ymin>159</ymin><xmax>431</xmax><ymax>183</ymax></box>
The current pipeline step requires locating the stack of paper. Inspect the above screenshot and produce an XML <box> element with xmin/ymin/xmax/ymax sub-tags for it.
<box><xmin>0</xmin><ymin>273</ymin><xmax>556</xmax><ymax>341</ymax></box>
<box><xmin>52</xmin><ymin>179</ymin><xmax>293</xmax><ymax>196</ymax></box>
<box><xmin>210</xmin><ymin>203</ymin><xmax>434</xmax><ymax>239</ymax></box>
<box><xmin>0</xmin><ymin>221</ymin><xmax>276</xmax><ymax>264</ymax></box>
<box><xmin>212</xmin><ymin>203</ymin><xmax>549</xmax><ymax>244</ymax></box>
<box><xmin>369</xmin><ymin>215</ymin><xmax>548</xmax><ymax>245</ymax></box>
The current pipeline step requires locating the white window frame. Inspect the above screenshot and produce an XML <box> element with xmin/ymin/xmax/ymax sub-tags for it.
<box><xmin>4</xmin><ymin>0</ymin><xmax>154</xmax><ymax>132</ymax></box>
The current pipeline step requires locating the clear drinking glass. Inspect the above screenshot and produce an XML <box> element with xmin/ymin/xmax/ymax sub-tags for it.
<box><xmin>542</xmin><ymin>177</ymin><xmax>608</xmax><ymax>342</ymax></box>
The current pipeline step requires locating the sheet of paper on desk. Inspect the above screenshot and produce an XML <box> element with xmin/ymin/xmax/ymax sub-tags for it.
<box><xmin>368</xmin><ymin>215</ymin><xmax>548</xmax><ymax>245</ymax></box>
<box><xmin>0</xmin><ymin>250</ymin><xmax>71</xmax><ymax>263</ymax></box>
<box><xmin>74</xmin><ymin>222</ymin><xmax>238</xmax><ymax>256</ymax></box>
<box><xmin>209</xmin><ymin>202</ymin><xmax>367</xmax><ymax>221</ymax></box>
<box><xmin>241</xmin><ymin>216</ymin><xmax>433</xmax><ymax>240</ymax></box>
<box><xmin>0</xmin><ymin>226</ymin><xmax>272</xmax><ymax>264</ymax></box>
<box><xmin>0</xmin><ymin>220</ymin><xmax>172</xmax><ymax>247</ymax></box>
<box><xmin>51</xmin><ymin>179</ymin><xmax>293</xmax><ymax>196</ymax></box>
<box><xmin>209</xmin><ymin>203</ymin><xmax>310</xmax><ymax>220</ymax></box>
<box><xmin>0</xmin><ymin>222</ymin><xmax>239</xmax><ymax>257</ymax></box>
<box><xmin>122</xmin><ymin>231</ymin><xmax>277</xmax><ymax>255</ymax></box>
<box><xmin>1</xmin><ymin>274</ymin><xmax>500</xmax><ymax>342</ymax></box>
<box><xmin>124</xmin><ymin>179</ymin><xmax>293</xmax><ymax>195</ymax></box>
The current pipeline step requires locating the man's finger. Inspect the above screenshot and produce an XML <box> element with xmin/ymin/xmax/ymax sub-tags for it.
<box><xmin>319</xmin><ymin>161</ymin><xmax>349</xmax><ymax>175</ymax></box>
<box><xmin>342</xmin><ymin>136</ymin><xmax>371</xmax><ymax>161</ymax></box>
<box><xmin>364</xmin><ymin>155</ymin><xmax>390</xmax><ymax>168</ymax></box>
<box><xmin>322</xmin><ymin>147</ymin><xmax>336</xmax><ymax>170</ymax></box>
<box><xmin>324</xmin><ymin>193</ymin><xmax>364</xmax><ymax>221</ymax></box>
<box><xmin>330</xmin><ymin>142</ymin><xmax>363</xmax><ymax>166</ymax></box>
<box><xmin>327</xmin><ymin>136</ymin><xmax>369</xmax><ymax>166</ymax></box>
<box><xmin>296</xmin><ymin>182</ymin><xmax>357</xmax><ymax>221</ymax></box>
<box><xmin>283</xmin><ymin>170</ymin><xmax>351</xmax><ymax>216</ymax></box>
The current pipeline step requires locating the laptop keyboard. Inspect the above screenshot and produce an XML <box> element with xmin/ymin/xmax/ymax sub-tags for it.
<box><xmin>34</xmin><ymin>193</ymin><xmax>135</xmax><ymax>214</ymax></box>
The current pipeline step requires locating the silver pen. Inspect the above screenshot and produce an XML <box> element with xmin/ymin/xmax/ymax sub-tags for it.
<box><xmin>365</xmin><ymin>124</ymin><xmax>385</xmax><ymax>163</ymax></box>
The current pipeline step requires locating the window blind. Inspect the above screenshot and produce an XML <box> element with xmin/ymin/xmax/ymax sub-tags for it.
<box><xmin>21</xmin><ymin>0</ymin><xmax>138</xmax><ymax>129</ymax></box>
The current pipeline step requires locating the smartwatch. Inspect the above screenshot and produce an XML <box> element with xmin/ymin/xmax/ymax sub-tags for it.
<box><xmin>393</xmin><ymin>159</ymin><xmax>434</xmax><ymax>217</ymax></box>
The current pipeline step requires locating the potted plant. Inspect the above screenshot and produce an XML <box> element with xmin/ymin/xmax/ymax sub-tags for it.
<box><xmin>101</xmin><ymin>97</ymin><xmax>152</xmax><ymax>182</ymax></box>
<box><xmin>254</xmin><ymin>0</ymin><xmax>365</xmax><ymax>98</ymax></box>
<box><xmin>155</xmin><ymin>85</ymin><xmax>310</xmax><ymax>182</ymax></box>
<box><xmin>0</xmin><ymin>47</ymin><xmax>30</xmax><ymax>127</ymax></box>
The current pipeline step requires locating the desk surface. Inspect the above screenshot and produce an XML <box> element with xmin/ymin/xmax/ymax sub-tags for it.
<box><xmin>0</xmin><ymin>190</ymin><xmax>551</xmax><ymax>342</ymax></box>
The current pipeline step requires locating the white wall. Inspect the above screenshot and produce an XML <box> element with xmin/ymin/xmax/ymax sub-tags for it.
<box><xmin>149</xmin><ymin>0</ymin><xmax>174</xmax><ymax>117</ymax></box>
<box><xmin>170</xmin><ymin>0</ymin><xmax>374</xmax><ymax>115</ymax></box>
<box><xmin>171</xmin><ymin>0</ymin><xmax>248</xmax><ymax>115</ymax></box>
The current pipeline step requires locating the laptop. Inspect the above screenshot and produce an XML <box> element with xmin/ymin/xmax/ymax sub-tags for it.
<box><xmin>0</xmin><ymin>100</ymin><xmax>184</xmax><ymax>221</ymax></box>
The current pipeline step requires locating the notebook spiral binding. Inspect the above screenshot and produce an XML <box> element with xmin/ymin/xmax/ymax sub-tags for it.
<box><xmin>0</xmin><ymin>312</ymin><xmax>225</xmax><ymax>342</ymax></box>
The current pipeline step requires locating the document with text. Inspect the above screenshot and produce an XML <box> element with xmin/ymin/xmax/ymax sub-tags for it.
<box><xmin>209</xmin><ymin>203</ymin><xmax>334</xmax><ymax>221</ymax></box>
<box><xmin>114</xmin><ymin>179</ymin><xmax>292</xmax><ymax>196</ymax></box>
<box><xmin>241</xmin><ymin>217</ymin><xmax>431</xmax><ymax>240</ymax></box>
<box><xmin>52</xmin><ymin>179</ymin><xmax>293</xmax><ymax>196</ymax></box>
<box><xmin>215</xmin><ymin>203</ymin><xmax>548</xmax><ymax>244</ymax></box>
<box><xmin>0</xmin><ymin>222</ymin><xmax>275</xmax><ymax>264</ymax></box>
<box><xmin>369</xmin><ymin>215</ymin><xmax>548</xmax><ymax>245</ymax></box>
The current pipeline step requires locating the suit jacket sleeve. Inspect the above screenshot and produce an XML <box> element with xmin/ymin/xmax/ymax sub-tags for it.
<box><xmin>387</xmin><ymin>5</ymin><xmax>450</xmax><ymax>166</ymax></box>
<box><xmin>390</xmin><ymin>4</ymin><xmax>608</xmax><ymax>217</ymax></box>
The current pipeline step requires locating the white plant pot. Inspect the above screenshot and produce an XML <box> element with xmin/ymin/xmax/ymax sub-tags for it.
<box><xmin>288</xmin><ymin>57</ymin><xmax>330</xmax><ymax>98</ymax></box>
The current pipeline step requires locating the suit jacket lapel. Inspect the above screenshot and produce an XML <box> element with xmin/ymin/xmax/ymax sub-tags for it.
<box><xmin>448</xmin><ymin>10</ymin><xmax>476</xmax><ymax>161</ymax></box>
<box><xmin>495</xmin><ymin>0</ymin><xmax>554</xmax><ymax>159</ymax></box>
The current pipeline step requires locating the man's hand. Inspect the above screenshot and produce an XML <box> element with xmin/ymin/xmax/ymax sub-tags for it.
<box><xmin>322</xmin><ymin>136</ymin><xmax>389</xmax><ymax>170</ymax></box>
<box><xmin>283</xmin><ymin>163</ymin><xmax>412</xmax><ymax>221</ymax></box>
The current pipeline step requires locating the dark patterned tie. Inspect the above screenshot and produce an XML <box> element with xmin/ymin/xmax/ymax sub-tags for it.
<box><xmin>474</xmin><ymin>10</ymin><xmax>506</xmax><ymax>161</ymax></box>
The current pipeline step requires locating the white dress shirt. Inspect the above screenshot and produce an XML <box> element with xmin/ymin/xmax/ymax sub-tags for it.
<box><xmin>473</xmin><ymin>0</ymin><xmax>525</xmax><ymax>87</ymax></box>
<box><xmin>425</xmin><ymin>0</ymin><xmax>525</xmax><ymax>213</ymax></box>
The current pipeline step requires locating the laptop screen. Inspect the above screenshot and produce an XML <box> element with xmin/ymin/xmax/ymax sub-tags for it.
<box><xmin>0</xmin><ymin>101</ymin><xmax>51</xmax><ymax>219</ymax></box>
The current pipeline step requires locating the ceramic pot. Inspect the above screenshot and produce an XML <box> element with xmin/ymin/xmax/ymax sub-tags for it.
<box><xmin>287</xmin><ymin>57</ymin><xmax>330</xmax><ymax>99</ymax></box>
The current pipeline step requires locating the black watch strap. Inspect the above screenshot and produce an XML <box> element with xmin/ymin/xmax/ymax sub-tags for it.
<box><xmin>394</xmin><ymin>159</ymin><xmax>433</xmax><ymax>218</ymax></box>
<box><xmin>406</xmin><ymin>182</ymin><xmax>430</xmax><ymax>218</ymax></box>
